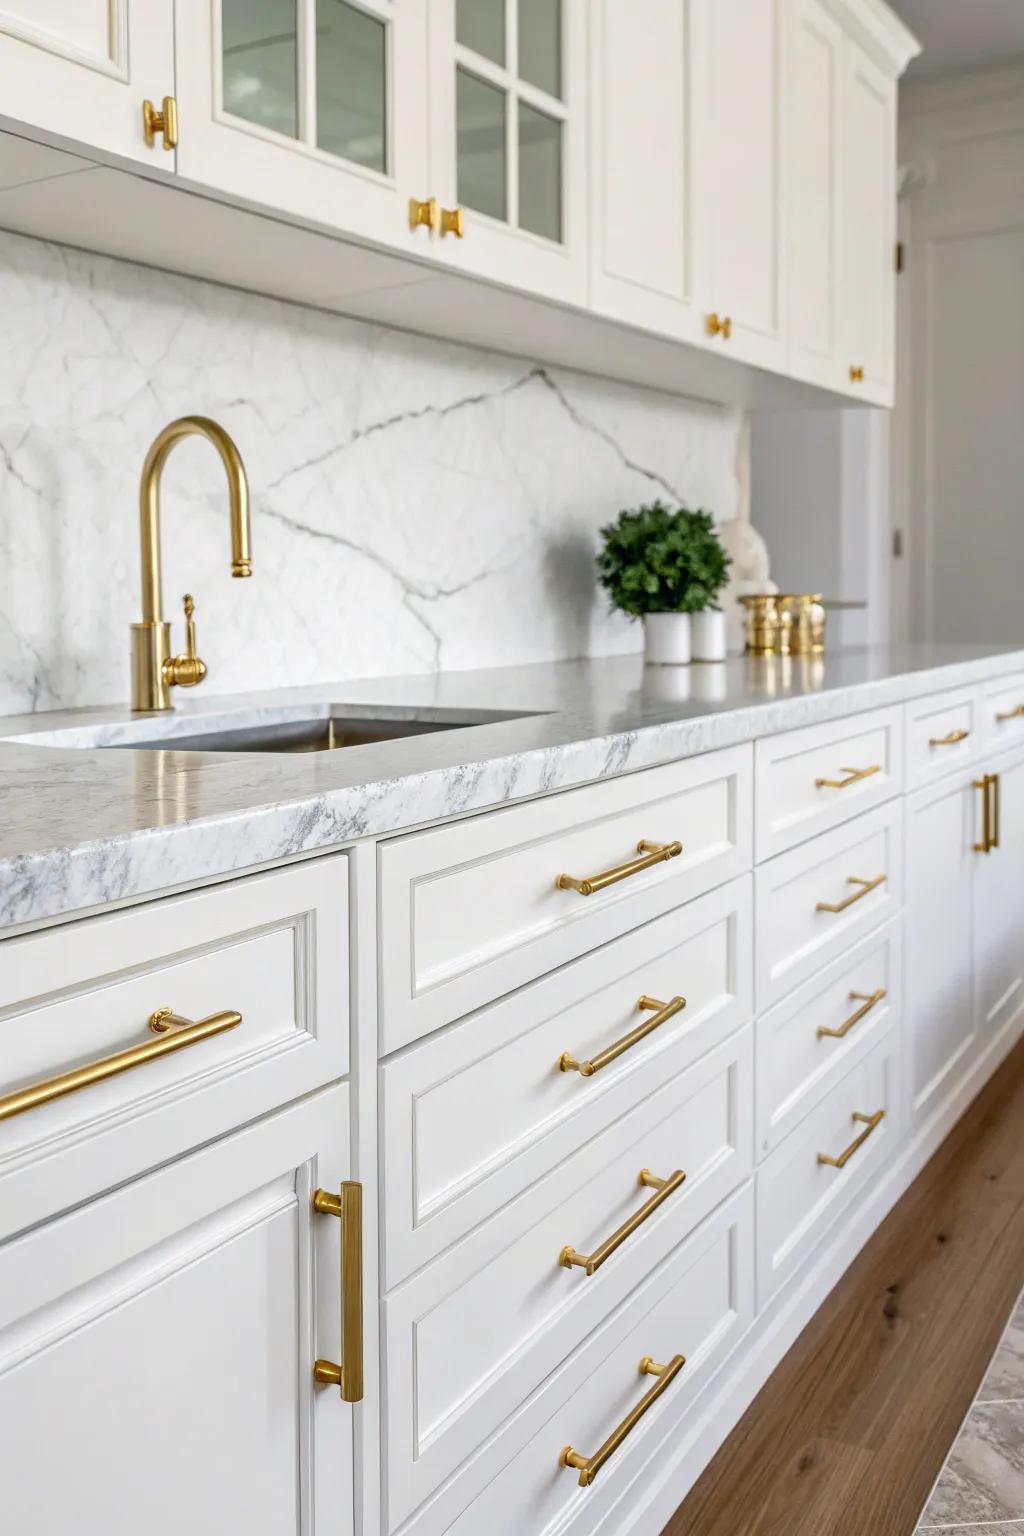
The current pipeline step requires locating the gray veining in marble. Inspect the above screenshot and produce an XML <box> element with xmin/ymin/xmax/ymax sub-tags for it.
<box><xmin>918</xmin><ymin>1401</ymin><xmax>1024</xmax><ymax>1527</ymax></box>
<box><xmin>979</xmin><ymin>1300</ymin><xmax>1024</xmax><ymax>1404</ymax></box>
<box><xmin>1</xmin><ymin>642</ymin><xmax>1023</xmax><ymax>934</ymax></box>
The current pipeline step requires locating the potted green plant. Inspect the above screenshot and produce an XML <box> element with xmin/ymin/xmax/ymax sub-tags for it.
<box><xmin>596</xmin><ymin>502</ymin><xmax>732</xmax><ymax>664</ymax></box>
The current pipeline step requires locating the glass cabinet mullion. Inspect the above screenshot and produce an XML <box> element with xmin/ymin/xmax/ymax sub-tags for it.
<box><xmin>515</xmin><ymin>78</ymin><xmax>567</xmax><ymax>120</ymax></box>
<box><xmin>298</xmin><ymin>0</ymin><xmax>317</xmax><ymax>146</ymax></box>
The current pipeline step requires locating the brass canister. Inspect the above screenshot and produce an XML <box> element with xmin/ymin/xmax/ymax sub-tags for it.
<box><xmin>738</xmin><ymin>593</ymin><xmax>791</xmax><ymax>656</ymax></box>
<box><xmin>778</xmin><ymin>594</ymin><xmax>827</xmax><ymax>655</ymax></box>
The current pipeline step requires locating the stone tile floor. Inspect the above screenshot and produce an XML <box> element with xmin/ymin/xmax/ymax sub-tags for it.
<box><xmin>917</xmin><ymin>1291</ymin><xmax>1024</xmax><ymax>1531</ymax></box>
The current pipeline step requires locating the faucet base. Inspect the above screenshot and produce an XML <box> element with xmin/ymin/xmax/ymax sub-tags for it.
<box><xmin>131</xmin><ymin>621</ymin><xmax>172</xmax><ymax>712</ymax></box>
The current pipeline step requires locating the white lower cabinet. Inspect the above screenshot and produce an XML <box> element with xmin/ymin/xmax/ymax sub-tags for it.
<box><xmin>0</xmin><ymin>1084</ymin><xmax>355</xmax><ymax>1536</ymax></box>
<box><xmin>973</xmin><ymin>746</ymin><xmax>1024</xmax><ymax>1047</ymax></box>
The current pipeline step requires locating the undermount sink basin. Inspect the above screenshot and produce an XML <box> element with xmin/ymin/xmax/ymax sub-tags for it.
<box><xmin>104</xmin><ymin>706</ymin><xmax>538</xmax><ymax>755</ymax></box>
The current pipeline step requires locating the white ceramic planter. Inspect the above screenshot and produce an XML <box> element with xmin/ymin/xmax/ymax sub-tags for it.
<box><xmin>691</xmin><ymin>608</ymin><xmax>727</xmax><ymax>662</ymax></box>
<box><xmin>643</xmin><ymin>612</ymin><xmax>691</xmax><ymax>665</ymax></box>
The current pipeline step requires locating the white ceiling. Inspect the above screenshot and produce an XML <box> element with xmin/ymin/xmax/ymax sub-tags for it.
<box><xmin>890</xmin><ymin>0</ymin><xmax>1024</xmax><ymax>76</ymax></box>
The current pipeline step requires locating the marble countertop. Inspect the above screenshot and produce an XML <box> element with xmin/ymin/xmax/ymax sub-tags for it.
<box><xmin>2</xmin><ymin>642</ymin><xmax>1023</xmax><ymax>933</ymax></box>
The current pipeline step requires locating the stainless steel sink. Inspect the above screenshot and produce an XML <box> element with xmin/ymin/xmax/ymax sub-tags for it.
<box><xmin>106</xmin><ymin>707</ymin><xmax>537</xmax><ymax>754</ymax></box>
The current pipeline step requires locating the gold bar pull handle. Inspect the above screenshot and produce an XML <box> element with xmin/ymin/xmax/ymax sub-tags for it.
<box><xmin>560</xmin><ymin>1167</ymin><xmax>686</xmax><ymax>1276</ymax></box>
<box><xmin>0</xmin><ymin>1007</ymin><xmax>241</xmax><ymax>1123</ymax></box>
<box><xmin>929</xmin><ymin>728</ymin><xmax>969</xmax><ymax>747</ymax></box>
<box><xmin>818</xmin><ymin>1108</ymin><xmax>885</xmax><ymax>1169</ymax></box>
<box><xmin>817</xmin><ymin>988</ymin><xmax>887</xmax><ymax>1040</ymax></box>
<box><xmin>559</xmin><ymin>994</ymin><xmax>686</xmax><ymax>1077</ymax></box>
<box><xmin>814</xmin><ymin>764</ymin><xmax>882</xmax><ymax>790</ymax></box>
<box><xmin>816</xmin><ymin>873</ymin><xmax>886</xmax><ymax>914</ymax></box>
<box><xmin>974</xmin><ymin>774</ymin><xmax>994</xmax><ymax>853</ymax></box>
<box><xmin>559</xmin><ymin>1354</ymin><xmax>686</xmax><ymax>1487</ymax></box>
<box><xmin>556</xmin><ymin>840</ymin><xmax>682</xmax><ymax>897</ymax></box>
<box><xmin>313</xmin><ymin>1181</ymin><xmax>364</xmax><ymax>1403</ymax></box>
<box><xmin>991</xmin><ymin>771</ymin><xmax>1001</xmax><ymax>849</ymax></box>
<box><xmin>996</xmin><ymin>704</ymin><xmax>1024</xmax><ymax>723</ymax></box>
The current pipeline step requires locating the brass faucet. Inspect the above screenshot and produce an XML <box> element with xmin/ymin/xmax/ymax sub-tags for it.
<box><xmin>130</xmin><ymin>416</ymin><xmax>253</xmax><ymax>711</ymax></box>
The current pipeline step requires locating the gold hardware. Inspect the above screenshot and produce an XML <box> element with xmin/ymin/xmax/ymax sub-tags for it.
<box><xmin>816</xmin><ymin>874</ymin><xmax>886</xmax><ymax>914</ymax></box>
<box><xmin>559</xmin><ymin>995</ymin><xmax>686</xmax><ymax>1077</ymax></box>
<box><xmin>559</xmin><ymin>1168</ymin><xmax>686</xmax><ymax>1276</ymax></box>
<box><xmin>974</xmin><ymin>773</ymin><xmax>996</xmax><ymax>853</ymax></box>
<box><xmin>409</xmin><ymin>196</ymin><xmax>440</xmax><ymax>234</ymax></box>
<box><xmin>559</xmin><ymin>1354</ymin><xmax>686</xmax><ymax>1486</ymax></box>
<box><xmin>817</xmin><ymin>1108</ymin><xmax>885</xmax><ymax>1168</ymax></box>
<box><xmin>0</xmin><ymin>1007</ymin><xmax>241</xmax><ymax>1123</ymax></box>
<box><xmin>706</xmin><ymin>312</ymin><xmax>732</xmax><ymax>339</ymax></box>
<box><xmin>849</xmin><ymin>365</ymin><xmax>864</xmax><ymax>382</ymax></box>
<box><xmin>991</xmin><ymin>771</ymin><xmax>1001</xmax><ymax>850</ymax></box>
<box><xmin>815</xmin><ymin>764</ymin><xmax>882</xmax><ymax>790</ymax></box>
<box><xmin>817</xmin><ymin>988</ymin><xmax>887</xmax><ymax>1040</ymax></box>
<box><xmin>313</xmin><ymin>1181</ymin><xmax>364</xmax><ymax>1402</ymax></box>
<box><xmin>556</xmin><ymin>840</ymin><xmax>682</xmax><ymax>897</ymax></box>
<box><xmin>929</xmin><ymin>728</ymin><xmax>970</xmax><ymax>747</ymax></box>
<box><xmin>142</xmin><ymin>95</ymin><xmax>178</xmax><ymax>150</ymax></box>
<box><xmin>996</xmin><ymin>704</ymin><xmax>1024</xmax><ymax>723</ymax></box>
<box><xmin>131</xmin><ymin>417</ymin><xmax>252</xmax><ymax>712</ymax></box>
<box><xmin>440</xmin><ymin>205</ymin><xmax>465</xmax><ymax>238</ymax></box>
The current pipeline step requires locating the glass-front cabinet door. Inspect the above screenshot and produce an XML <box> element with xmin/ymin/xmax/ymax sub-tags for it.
<box><xmin>174</xmin><ymin>0</ymin><xmax>428</xmax><ymax>252</ymax></box>
<box><xmin>427</xmin><ymin>0</ymin><xmax>587</xmax><ymax>303</ymax></box>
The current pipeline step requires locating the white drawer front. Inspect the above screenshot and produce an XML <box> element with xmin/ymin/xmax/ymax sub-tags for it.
<box><xmin>0</xmin><ymin>857</ymin><xmax>348</xmax><ymax>1238</ymax></box>
<box><xmin>756</xmin><ymin>1036</ymin><xmax>898</xmax><ymax>1306</ymax></box>
<box><xmin>984</xmin><ymin>670</ymin><xmax>1024</xmax><ymax>746</ymax></box>
<box><xmin>381</xmin><ymin>876</ymin><xmax>753</xmax><ymax>1286</ymax></box>
<box><xmin>754</xmin><ymin>707</ymin><xmax>903</xmax><ymax>862</ymax></box>
<box><xmin>755</xmin><ymin>801</ymin><xmax>903</xmax><ymax>1012</ymax></box>
<box><xmin>383</xmin><ymin>1030</ymin><xmax>753</xmax><ymax>1532</ymax></box>
<box><xmin>905</xmin><ymin>687</ymin><xmax>979</xmax><ymax>789</ymax></box>
<box><xmin>426</xmin><ymin>1186</ymin><xmax>755</xmax><ymax>1536</ymax></box>
<box><xmin>379</xmin><ymin>746</ymin><xmax>753</xmax><ymax>1050</ymax></box>
<box><xmin>756</xmin><ymin>918</ymin><xmax>902</xmax><ymax>1157</ymax></box>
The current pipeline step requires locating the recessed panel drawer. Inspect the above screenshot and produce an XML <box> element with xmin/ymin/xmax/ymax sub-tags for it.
<box><xmin>416</xmin><ymin>1186</ymin><xmax>755</xmax><ymax>1536</ymax></box>
<box><xmin>755</xmin><ymin>801</ymin><xmax>903</xmax><ymax>1012</ymax></box>
<box><xmin>383</xmin><ymin>1030</ymin><xmax>753</xmax><ymax>1533</ymax></box>
<box><xmin>0</xmin><ymin>857</ymin><xmax>349</xmax><ymax>1238</ymax></box>
<box><xmin>378</xmin><ymin>746</ymin><xmax>753</xmax><ymax>1050</ymax></box>
<box><xmin>983</xmin><ymin>670</ymin><xmax>1024</xmax><ymax>746</ymax></box>
<box><xmin>905</xmin><ymin>687</ymin><xmax>979</xmax><ymax>789</ymax></box>
<box><xmin>381</xmin><ymin>875</ymin><xmax>753</xmax><ymax>1286</ymax></box>
<box><xmin>756</xmin><ymin>1035</ymin><xmax>898</xmax><ymax>1306</ymax></box>
<box><xmin>754</xmin><ymin>706</ymin><xmax>902</xmax><ymax>862</ymax></box>
<box><xmin>756</xmin><ymin>918</ymin><xmax>901</xmax><ymax>1157</ymax></box>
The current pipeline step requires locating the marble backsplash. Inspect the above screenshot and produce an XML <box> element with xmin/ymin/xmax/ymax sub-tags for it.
<box><xmin>0</xmin><ymin>229</ymin><xmax>746</xmax><ymax>715</ymax></box>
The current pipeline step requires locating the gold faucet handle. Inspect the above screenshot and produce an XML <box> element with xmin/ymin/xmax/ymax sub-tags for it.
<box><xmin>163</xmin><ymin>592</ymin><xmax>208</xmax><ymax>689</ymax></box>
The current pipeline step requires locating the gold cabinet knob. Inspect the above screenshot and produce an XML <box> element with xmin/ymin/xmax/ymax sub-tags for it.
<box><xmin>849</xmin><ymin>364</ymin><xmax>865</xmax><ymax>382</ymax></box>
<box><xmin>409</xmin><ymin>196</ymin><xmax>440</xmax><ymax>234</ymax></box>
<box><xmin>143</xmin><ymin>95</ymin><xmax>178</xmax><ymax>150</ymax></box>
<box><xmin>706</xmin><ymin>313</ymin><xmax>732</xmax><ymax>339</ymax></box>
<box><xmin>440</xmin><ymin>205</ymin><xmax>465</xmax><ymax>238</ymax></box>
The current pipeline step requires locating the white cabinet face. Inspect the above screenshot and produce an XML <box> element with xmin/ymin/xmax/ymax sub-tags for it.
<box><xmin>787</xmin><ymin>0</ymin><xmax>842</xmax><ymax>388</ymax></box>
<box><xmin>0</xmin><ymin>1087</ymin><xmax>355</xmax><ymax>1536</ymax></box>
<box><xmin>589</xmin><ymin>0</ymin><xmax>700</xmax><ymax>341</ymax></box>
<box><xmin>974</xmin><ymin>749</ymin><xmax>1024</xmax><ymax>1047</ymax></box>
<box><xmin>0</xmin><ymin>0</ymin><xmax>174</xmax><ymax>165</ymax></box>
<box><xmin>174</xmin><ymin>0</ymin><xmax>429</xmax><ymax>252</ymax></box>
<box><xmin>904</xmin><ymin>776</ymin><xmax>976</xmax><ymax>1131</ymax></box>
<box><xmin>427</xmin><ymin>0</ymin><xmax>588</xmax><ymax>302</ymax></box>
<box><xmin>694</xmin><ymin>0</ymin><xmax>786</xmax><ymax>370</ymax></box>
<box><xmin>839</xmin><ymin>36</ymin><xmax>895</xmax><ymax>399</ymax></box>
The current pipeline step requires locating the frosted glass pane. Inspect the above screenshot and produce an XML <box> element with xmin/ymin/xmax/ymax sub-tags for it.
<box><xmin>518</xmin><ymin>0</ymin><xmax>561</xmax><ymax>98</ymax></box>
<box><xmin>457</xmin><ymin>69</ymin><xmax>507</xmax><ymax>222</ymax></box>
<box><xmin>519</xmin><ymin>102</ymin><xmax>561</xmax><ymax>240</ymax></box>
<box><xmin>317</xmin><ymin>0</ymin><xmax>387</xmax><ymax>173</ymax></box>
<box><xmin>222</xmin><ymin>0</ymin><xmax>298</xmax><ymax>140</ymax></box>
<box><xmin>456</xmin><ymin>0</ymin><xmax>506</xmax><ymax>66</ymax></box>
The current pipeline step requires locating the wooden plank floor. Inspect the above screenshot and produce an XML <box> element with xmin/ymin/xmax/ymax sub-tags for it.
<box><xmin>663</xmin><ymin>1036</ymin><xmax>1024</xmax><ymax>1536</ymax></box>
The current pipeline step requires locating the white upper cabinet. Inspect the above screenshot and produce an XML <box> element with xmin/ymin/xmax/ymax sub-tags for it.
<box><xmin>0</xmin><ymin>0</ymin><xmax>174</xmax><ymax>166</ymax></box>
<box><xmin>174</xmin><ymin>0</ymin><xmax>429</xmax><ymax>252</ymax></box>
<box><xmin>693</xmin><ymin>0</ymin><xmax>788</xmax><ymax>372</ymax></box>
<box><xmin>787</xmin><ymin>0</ymin><xmax>843</xmax><ymax>389</ymax></box>
<box><xmin>426</xmin><ymin>0</ymin><xmax>588</xmax><ymax>303</ymax></box>
<box><xmin>588</xmin><ymin>0</ymin><xmax>701</xmax><ymax>343</ymax></box>
<box><xmin>838</xmin><ymin>35</ymin><xmax>896</xmax><ymax>401</ymax></box>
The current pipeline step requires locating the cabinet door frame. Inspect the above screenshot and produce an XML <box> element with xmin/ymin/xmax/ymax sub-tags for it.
<box><xmin>973</xmin><ymin>741</ymin><xmax>1024</xmax><ymax>1052</ymax></box>
<box><xmin>426</xmin><ymin>0</ymin><xmax>589</xmax><ymax>304</ymax></box>
<box><xmin>173</xmin><ymin>0</ymin><xmax>430</xmax><ymax>253</ymax></box>
<box><xmin>838</xmin><ymin>30</ymin><xmax>896</xmax><ymax>402</ymax></box>
<box><xmin>0</xmin><ymin>0</ymin><xmax>175</xmax><ymax>167</ymax></box>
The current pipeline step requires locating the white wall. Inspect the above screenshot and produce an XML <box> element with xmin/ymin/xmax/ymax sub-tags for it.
<box><xmin>0</xmin><ymin>230</ymin><xmax>745</xmax><ymax>716</ymax></box>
